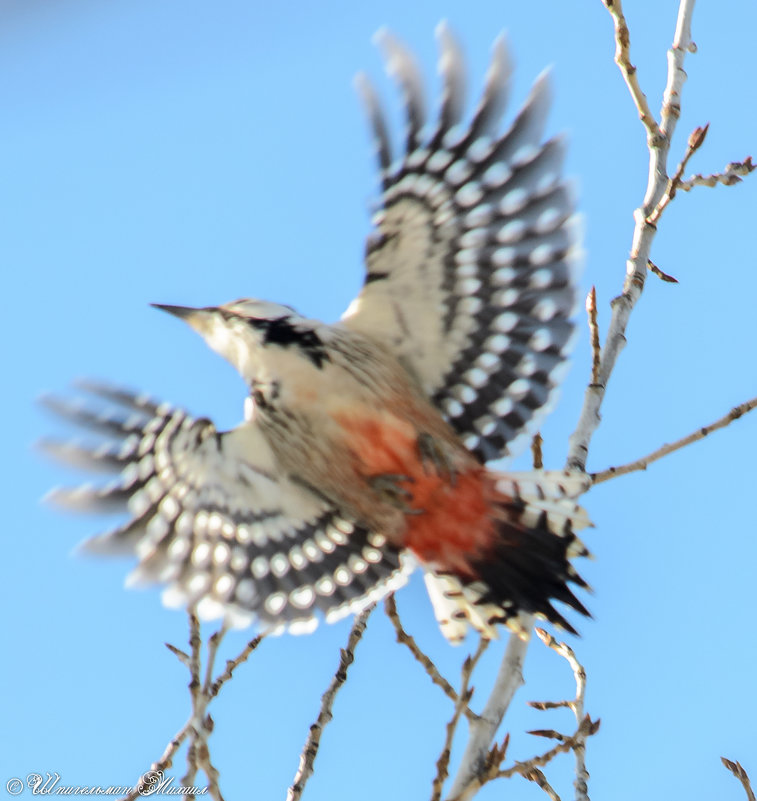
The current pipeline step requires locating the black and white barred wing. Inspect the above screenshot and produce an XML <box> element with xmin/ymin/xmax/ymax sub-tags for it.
<box><xmin>42</xmin><ymin>383</ymin><xmax>408</xmax><ymax>633</ymax></box>
<box><xmin>342</xmin><ymin>25</ymin><xmax>581</xmax><ymax>463</ymax></box>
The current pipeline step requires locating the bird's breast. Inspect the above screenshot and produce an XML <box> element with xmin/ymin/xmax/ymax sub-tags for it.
<box><xmin>331</xmin><ymin>409</ymin><xmax>498</xmax><ymax>576</ymax></box>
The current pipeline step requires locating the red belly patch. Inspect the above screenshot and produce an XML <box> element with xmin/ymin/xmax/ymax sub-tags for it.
<box><xmin>333</xmin><ymin>412</ymin><xmax>496</xmax><ymax>577</ymax></box>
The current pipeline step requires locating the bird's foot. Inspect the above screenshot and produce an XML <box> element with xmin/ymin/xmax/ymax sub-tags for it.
<box><xmin>417</xmin><ymin>432</ymin><xmax>457</xmax><ymax>485</ymax></box>
<box><xmin>368</xmin><ymin>474</ymin><xmax>422</xmax><ymax>515</ymax></box>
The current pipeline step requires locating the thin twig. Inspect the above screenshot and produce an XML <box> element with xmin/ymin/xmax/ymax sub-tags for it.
<box><xmin>646</xmin><ymin>124</ymin><xmax>709</xmax><ymax>224</ymax></box>
<box><xmin>600</xmin><ymin>0</ymin><xmax>662</xmax><ymax>143</ymax></box>
<box><xmin>120</xmin><ymin>729</ymin><xmax>193</xmax><ymax>801</ymax></box>
<box><xmin>533</xmin><ymin>629</ymin><xmax>590</xmax><ymax>801</ymax></box>
<box><xmin>449</xmin><ymin>716</ymin><xmax>600</xmax><ymax>800</ymax></box>
<box><xmin>286</xmin><ymin>605</ymin><xmax>375</xmax><ymax>801</ymax></box>
<box><xmin>647</xmin><ymin>260</ymin><xmax>678</xmax><ymax>283</ymax></box>
<box><xmin>181</xmin><ymin>612</ymin><xmax>203</xmax><ymax>791</ymax></box>
<box><xmin>165</xmin><ymin>642</ymin><xmax>191</xmax><ymax>668</ymax></box>
<box><xmin>446</xmin><ymin>619</ymin><xmax>533</xmax><ymax>800</ymax></box>
<box><xmin>585</xmin><ymin>287</ymin><xmax>601</xmax><ymax>386</ymax></box>
<box><xmin>210</xmin><ymin>634</ymin><xmax>265</xmax><ymax>698</ymax></box>
<box><xmin>187</xmin><ymin>612</ymin><xmax>202</xmax><ymax>708</ymax></box>
<box><xmin>384</xmin><ymin>594</ymin><xmax>478</xmax><ymax>721</ymax></box>
<box><xmin>120</xmin><ymin>618</ymin><xmax>265</xmax><ymax>801</ymax></box>
<box><xmin>431</xmin><ymin>643</ymin><xmax>485</xmax><ymax>801</ymax></box>
<box><xmin>722</xmin><ymin>758</ymin><xmax>756</xmax><ymax>801</ymax></box>
<box><xmin>151</xmin><ymin>727</ymin><xmax>191</xmax><ymax>774</ymax></box>
<box><xmin>496</xmin><ymin>717</ymin><xmax>600</xmax><ymax>780</ymax></box>
<box><xmin>203</xmin><ymin>625</ymin><xmax>228</xmax><ymax>694</ymax></box>
<box><xmin>531</xmin><ymin>433</ymin><xmax>544</xmax><ymax>470</ymax></box>
<box><xmin>678</xmin><ymin>156</ymin><xmax>755</xmax><ymax>191</ymax></box>
<box><xmin>522</xmin><ymin>767</ymin><xmax>561</xmax><ymax>801</ymax></box>
<box><xmin>592</xmin><ymin>395</ymin><xmax>757</xmax><ymax>485</ymax></box>
<box><xmin>196</xmin><ymin>741</ymin><xmax>224</xmax><ymax>801</ymax></box>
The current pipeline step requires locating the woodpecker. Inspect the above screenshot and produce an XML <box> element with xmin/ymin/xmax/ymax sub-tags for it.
<box><xmin>43</xmin><ymin>25</ymin><xmax>591</xmax><ymax>643</ymax></box>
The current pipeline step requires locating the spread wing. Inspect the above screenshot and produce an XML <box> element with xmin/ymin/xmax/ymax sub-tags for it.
<box><xmin>342</xmin><ymin>24</ymin><xmax>581</xmax><ymax>463</ymax></box>
<box><xmin>41</xmin><ymin>383</ymin><xmax>409</xmax><ymax>633</ymax></box>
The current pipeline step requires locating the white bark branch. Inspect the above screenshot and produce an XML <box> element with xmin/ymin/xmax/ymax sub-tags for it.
<box><xmin>585</xmin><ymin>287</ymin><xmax>600</xmax><ymax>387</ymax></box>
<box><xmin>447</xmin><ymin>3</ymin><xmax>699</xmax><ymax>798</ymax></box>
<box><xmin>600</xmin><ymin>0</ymin><xmax>662</xmax><ymax>143</ymax></box>
<box><xmin>446</xmin><ymin>621</ymin><xmax>532</xmax><ymax>801</ymax></box>
<box><xmin>566</xmin><ymin>0</ymin><xmax>697</xmax><ymax>472</ymax></box>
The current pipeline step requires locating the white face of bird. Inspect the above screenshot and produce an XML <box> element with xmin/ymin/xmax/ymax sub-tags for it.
<box><xmin>152</xmin><ymin>299</ymin><xmax>328</xmax><ymax>388</ymax></box>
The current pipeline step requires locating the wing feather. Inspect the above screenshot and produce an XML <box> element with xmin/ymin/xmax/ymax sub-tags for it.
<box><xmin>43</xmin><ymin>385</ymin><xmax>410</xmax><ymax>632</ymax></box>
<box><xmin>373</xmin><ymin>28</ymin><xmax>426</xmax><ymax>154</ymax></box>
<box><xmin>433</xmin><ymin>21</ymin><xmax>466</xmax><ymax>140</ymax></box>
<box><xmin>343</xmin><ymin>29</ymin><xmax>580</xmax><ymax>463</ymax></box>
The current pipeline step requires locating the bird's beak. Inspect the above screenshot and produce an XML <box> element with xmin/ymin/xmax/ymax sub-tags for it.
<box><xmin>151</xmin><ymin>303</ymin><xmax>216</xmax><ymax>337</ymax></box>
<box><xmin>152</xmin><ymin>303</ymin><xmax>200</xmax><ymax>321</ymax></box>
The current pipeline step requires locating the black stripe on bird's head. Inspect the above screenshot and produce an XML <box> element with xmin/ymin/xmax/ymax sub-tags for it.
<box><xmin>152</xmin><ymin>299</ymin><xmax>330</xmax><ymax>370</ymax></box>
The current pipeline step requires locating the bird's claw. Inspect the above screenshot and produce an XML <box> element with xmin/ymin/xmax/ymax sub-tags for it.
<box><xmin>418</xmin><ymin>432</ymin><xmax>457</xmax><ymax>485</ymax></box>
<box><xmin>368</xmin><ymin>474</ymin><xmax>422</xmax><ymax>515</ymax></box>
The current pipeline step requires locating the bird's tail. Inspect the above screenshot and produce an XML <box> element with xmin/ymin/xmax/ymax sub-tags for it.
<box><xmin>424</xmin><ymin>470</ymin><xmax>592</xmax><ymax>644</ymax></box>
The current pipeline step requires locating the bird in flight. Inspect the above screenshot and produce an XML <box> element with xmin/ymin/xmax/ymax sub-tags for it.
<box><xmin>43</xmin><ymin>24</ymin><xmax>590</xmax><ymax>643</ymax></box>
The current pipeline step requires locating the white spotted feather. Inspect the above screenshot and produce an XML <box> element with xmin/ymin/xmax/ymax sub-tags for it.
<box><xmin>343</xmin><ymin>24</ymin><xmax>581</xmax><ymax>463</ymax></box>
<box><xmin>42</xmin><ymin>383</ymin><xmax>411</xmax><ymax>633</ymax></box>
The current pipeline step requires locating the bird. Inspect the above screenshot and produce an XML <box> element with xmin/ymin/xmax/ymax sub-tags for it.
<box><xmin>42</xmin><ymin>24</ymin><xmax>591</xmax><ymax>643</ymax></box>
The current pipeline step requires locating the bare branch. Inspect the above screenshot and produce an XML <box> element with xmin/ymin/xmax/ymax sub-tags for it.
<box><xmin>446</xmin><ymin>621</ymin><xmax>532</xmax><ymax>800</ymax></box>
<box><xmin>722</xmin><ymin>758</ymin><xmax>756</xmax><ymax>801</ymax></box>
<box><xmin>678</xmin><ymin>156</ymin><xmax>755</xmax><ymax>191</ymax></box>
<box><xmin>600</xmin><ymin>0</ymin><xmax>662</xmax><ymax>143</ymax></box>
<box><xmin>522</xmin><ymin>767</ymin><xmax>561</xmax><ymax>801</ymax></box>
<box><xmin>660</xmin><ymin>0</ymin><xmax>697</xmax><ymax>138</ymax></box>
<box><xmin>210</xmin><ymin>634</ymin><xmax>265</xmax><ymax>698</ymax></box>
<box><xmin>384</xmin><ymin>594</ymin><xmax>479</xmax><ymax>721</ymax></box>
<box><xmin>165</xmin><ymin>642</ymin><xmax>191</xmax><ymax>669</ymax></box>
<box><xmin>529</xmin><ymin>701</ymin><xmax>573</xmax><ymax>712</ymax></box>
<box><xmin>646</xmin><ymin>123</ymin><xmax>709</xmax><ymax>225</ymax></box>
<box><xmin>448</xmin><ymin>4</ymin><xmax>702</xmax><ymax>798</ymax></box>
<box><xmin>187</xmin><ymin>611</ymin><xmax>202</xmax><ymax>711</ymax></box>
<box><xmin>432</xmin><ymin>643</ymin><xmax>486</xmax><ymax>801</ymax></box>
<box><xmin>585</xmin><ymin>287</ymin><xmax>601</xmax><ymax>386</ymax></box>
<box><xmin>449</xmin><ymin>716</ymin><xmax>600</xmax><ymax>800</ymax></box>
<box><xmin>497</xmin><ymin>717</ymin><xmax>600</xmax><ymax>781</ymax></box>
<box><xmin>534</xmin><ymin>629</ymin><xmax>590</xmax><ymax>801</ymax></box>
<box><xmin>151</xmin><ymin>727</ymin><xmax>192</xmax><ymax>774</ymax></box>
<box><xmin>592</xmin><ymin>395</ymin><xmax>757</xmax><ymax>485</ymax></box>
<box><xmin>120</xmin><ymin>616</ymin><xmax>266</xmax><ymax>801</ymax></box>
<box><xmin>566</xmin><ymin>0</ymin><xmax>697</xmax><ymax>472</ymax></box>
<box><xmin>120</xmin><ymin>727</ymin><xmax>194</xmax><ymax>801</ymax></box>
<box><xmin>196</xmin><ymin>740</ymin><xmax>225</xmax><ymax>801</ymax></box>
<box><xmin>531</xmin><ymin>433</ymin><xmax>544</xmax><ymax>470</ymax></box>
<box><xmin>286</xmin><ymin>604</ymin><xmax>375</xmax><ymax>801</ymax></box>
<box><xmin>181</xmin><ymin>612</ymin><xmax>203</xmax><ymax>790</ymax></box>
<box><xmin>203</xmin><ymin>625</ymin><xmax>228</xmax><ymax>695</ymax></box>
<box><xmin>647</xmin><ymin>259</ymin><xmax>678</xmax><ymax>283</ymax></box>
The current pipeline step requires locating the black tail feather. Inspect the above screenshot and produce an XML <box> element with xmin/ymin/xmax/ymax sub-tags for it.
<box><xmin>469</xmin><ymin>516</ymin><xmax>591</xmax><ymax>635</ymax></box>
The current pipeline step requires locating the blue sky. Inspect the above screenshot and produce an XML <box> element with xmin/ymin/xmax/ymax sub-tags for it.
<box><xmin>4</xmin><ymin>1</ymin><xmax>756</xmax><ymax>799</ymax></box>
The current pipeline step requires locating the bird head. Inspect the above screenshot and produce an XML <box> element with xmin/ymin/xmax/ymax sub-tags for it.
<box><xmin>153</xmin><ymin>299</ymin><xmax>330</xmax><ymax>391</ymax></box>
